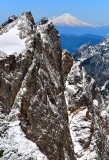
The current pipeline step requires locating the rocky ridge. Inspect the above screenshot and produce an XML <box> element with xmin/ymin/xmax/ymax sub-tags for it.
<box><xmin>74</xmin><ymin>35</ymin><xmax>109</xmax><ymax>87</ymax></box>
<box><xmin>63</xmin><ymin>51</ymin><xmax>109</xmax><ymax>159</ymax></box>
<box><xmin>0</xmin><ymin>12</ymin><xmax>76</xmax><ymax>160</ymax></box>
<box><xmin>0</xmin><ymin>11</ymin><xmax>109</xmax><ymax>160</ymax></box>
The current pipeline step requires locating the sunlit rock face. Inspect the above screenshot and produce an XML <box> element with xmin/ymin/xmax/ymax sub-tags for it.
<box><xmin>0</xmin><ymin>12</ymin><xmax>76</xmax><ymax>160</ymax></box>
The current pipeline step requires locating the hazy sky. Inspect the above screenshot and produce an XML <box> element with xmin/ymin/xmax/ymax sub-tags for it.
<box><xmin>0</xmin><ymin>0</ymin><xmax>109</xmax><ymax>24</ymax></box>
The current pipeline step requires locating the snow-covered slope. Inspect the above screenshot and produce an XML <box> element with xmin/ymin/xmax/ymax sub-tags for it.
<box><xmin>0</xmin><ymin>28</ymin><xmax>25</xmax><ymax>55</ymax></box>
<box><xmin>51</xmin><ymin>13</ymin><xmax>95</xmax><ymax>27</ymax></box>
<box><xmin>0</xmin><ymin>118</ymin><xmax>48</xmax><ymax>160</ymax></box>
<box><xmin>0</xmin><ymin>13</ymin><xmax>35</xmax><ymax>59</ymax></box>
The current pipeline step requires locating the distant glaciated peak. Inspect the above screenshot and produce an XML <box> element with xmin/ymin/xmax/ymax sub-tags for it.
<box><xmin>51</xmin><ymin>13</ymin><xmax>95</xmax><ymax>26</ymax></box>
<box><xmin>51</xmin><ymin>13</ymin><xmax>108</xmax><ymax>27</ymax></box>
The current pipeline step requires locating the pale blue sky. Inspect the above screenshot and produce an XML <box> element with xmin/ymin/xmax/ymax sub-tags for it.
<box><xmin>0</xmin><ymin>0</ymin><xmax>109</xmax><ymax>24</ymax></box>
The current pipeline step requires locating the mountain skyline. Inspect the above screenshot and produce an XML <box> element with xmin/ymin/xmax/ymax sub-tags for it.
<box><xmin>51</xmin><ymin>13</ymin><xmax>109</xmax><ymax>27</ymax></box>
<box><xmin>51</xmin><ymin>13</ymin><xmax>94</xmax><ymax>27</ymax></box>
<box><xmin>0</xmin><ymin>0</ymin><xmax>109</xmax><ymax>25</ymax></box>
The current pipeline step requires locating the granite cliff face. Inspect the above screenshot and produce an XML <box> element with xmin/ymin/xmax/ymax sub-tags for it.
<box><xmin>0</xmin><ymin>11</ymin><xmax>109</xmax><ymax>160</ymax></box>
<box><xmin>0</xmin><ymin>12</ymin><xmax>76</xmax><ymax>160</ymax></box>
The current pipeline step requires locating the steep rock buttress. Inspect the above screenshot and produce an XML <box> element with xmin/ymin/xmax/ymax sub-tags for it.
<box><xmin>0</xmin><ymin>12</ymin><xmax>76</xmax><ymax>160</ymax></box>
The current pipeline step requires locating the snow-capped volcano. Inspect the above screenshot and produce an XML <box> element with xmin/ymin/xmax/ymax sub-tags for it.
<box><xmin>51</xmin><ymin>13</ymin><xmax>96</xmax><ymax>27</ymax></box>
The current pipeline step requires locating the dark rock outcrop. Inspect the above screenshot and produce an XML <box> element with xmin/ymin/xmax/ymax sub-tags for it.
<box><xmin>62</xmin><ymin>49</ymin><xmax>73</xmax><ymax>83</ymax></box>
